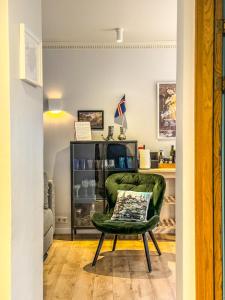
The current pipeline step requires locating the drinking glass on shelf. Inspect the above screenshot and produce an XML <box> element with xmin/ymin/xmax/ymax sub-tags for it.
<box><xmin>127</xmin><ymin>157</ymin><xmax>133</xmax><ymax>169</ymax></box>
<box><xmin>104</xmin><ymin>159</ymin><xmax>108</xmax><ymax>168</ymax></box>
<box><xmin>89</xmin><ymin>179</ymin><xmax>96</xmax><ymax>196</ymax></box>
<box><xmin>108</xmin><ymin>159</ymin><xmax>115</xmax><ymax>169</ymax></box>
<box><xmin>82</xmin><ymin>180</ymin><xmax>89</xmax><ymax>198</ymax></box>
<box><xmin>87</xmin><ymin>159</ymin><xmax>94</xmax><ymax>170</ymax></box>
<box><xmin>80</xmin><ymin>159</ymin><xmax>86</xmax><ymax>170</ymax></box>
<box><xmin>96</xmin><ymin>160</ymin><xmax>102</xmax><ymax>170</ymax></box>
<box><xmin>73</xmin><ymin>159</ymin><xmax>80</xmax><ymax>170</ymax></box>
<box><xmin>119</xmin><ymin>157</ymin><xmax>126</xmax><ymax>169</ymax></box>
<box><xmin>75</xmin><ymin>208</ymin><xmax>82</xmax><ymax>226</ymax></box>
<box><xmin>74</xmin><ymin>184</ymin><xmax>81</xmax><ymax>198</ymax></box>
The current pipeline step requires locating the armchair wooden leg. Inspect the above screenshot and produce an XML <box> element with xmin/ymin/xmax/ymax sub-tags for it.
<box><xmin>142</xmin><ymin>233</ymin><xmax>152</xmax><ymax>272</ymax></box>
<box><xmin>112</xmin><ymin>235</ymin><xmax>118</xmax><ymax>251</ymax></box>
<box><xmin>149</xmin><ymin>230</ymin><xmax>161</xmax><ymax>256</ymax></box>
<box><xmin>92</xmin><ymin>232</ymin><xmax>105</xmax><ymax>266</ymax></box>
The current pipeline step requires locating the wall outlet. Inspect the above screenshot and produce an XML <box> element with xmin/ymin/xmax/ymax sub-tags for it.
<box><xmin>56</xmin><ymin>216</ymin><xmax>68</xmax><ymax>224</ymax></box>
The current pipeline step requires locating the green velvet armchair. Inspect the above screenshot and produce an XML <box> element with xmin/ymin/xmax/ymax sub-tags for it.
<box><xmin>91</xmin><ymin>173</ymin><xmax>166</xmax><ymax>272</ymax></box>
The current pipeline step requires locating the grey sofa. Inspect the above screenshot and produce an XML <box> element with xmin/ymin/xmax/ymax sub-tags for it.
<box><xmin>44</xmin><ymin>172</ymin><xmax>55</xmax><ymax>255</ymax></box>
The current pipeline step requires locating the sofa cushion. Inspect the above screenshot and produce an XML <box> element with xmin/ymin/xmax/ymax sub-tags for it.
<box><xmin>44</xmin><ymin>172</ymin><xmax>49</xmax><ymax>209</ymax></box>
<box><xmin>44</xmin><ymin>208</ymin><xmax>53</xmax><ymax>235</ymax></box>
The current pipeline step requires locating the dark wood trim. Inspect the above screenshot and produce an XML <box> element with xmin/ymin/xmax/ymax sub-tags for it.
<box><xmin>195</xmin><ymin>0</ymin><xmax>223</xmax><ymax>298</ymax></box>
<box><xmin>195</xmin><ymin>0</ymin><xmax>215</xmax><ymax>299</ymax></box>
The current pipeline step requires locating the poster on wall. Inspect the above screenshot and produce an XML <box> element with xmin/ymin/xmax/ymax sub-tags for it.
<box><xmin>157</xmin><ymin>82</ymin><xmax>176</xmax><ymax>139</ymax></box>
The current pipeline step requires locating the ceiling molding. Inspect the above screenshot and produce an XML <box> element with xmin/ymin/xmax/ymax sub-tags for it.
<box><xmin>43</xmin><ymin>41</ymin><xmax>176</xmax><ymax>49</ymax></box>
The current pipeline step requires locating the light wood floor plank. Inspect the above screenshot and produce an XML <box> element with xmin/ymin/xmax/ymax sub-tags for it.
<box><xmin>44</xmin><ymin>239</ymin><xmax>176</xmax><ymax>300</ymax></box>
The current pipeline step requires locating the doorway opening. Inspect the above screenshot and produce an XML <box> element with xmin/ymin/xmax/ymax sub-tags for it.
<box><xmin>42</xmin><ymin>1</ymin><xmax>177</xmax><ymax>299</ymax></box>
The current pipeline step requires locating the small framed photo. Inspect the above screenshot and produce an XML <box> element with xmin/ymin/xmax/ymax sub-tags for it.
<box><xmin>157</xmin><ymin>82</ymin><xmax>176</xmax><ymax>139</ymax></box>
<box><xmin>77</xmin><ymin>110</ymin><xmax>104</xmax><ymax>130</ymax></box>
<box><xmin>19</xmin><ymin>23</ymin><xmax>42</xmax><ymax>87</ymax></box>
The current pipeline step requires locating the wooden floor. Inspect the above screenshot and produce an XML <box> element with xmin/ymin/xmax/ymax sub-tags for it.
<box><xmin>44</xmin><ymin>238</ymin><xmax>176</xmax><ymax>300</ymax></box>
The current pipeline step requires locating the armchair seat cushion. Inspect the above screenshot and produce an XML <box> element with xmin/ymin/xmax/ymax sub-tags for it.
<box><xmin>92</xmin><ymin>212</ymin><xmax>159</xmax><ymax>235</ymax></box>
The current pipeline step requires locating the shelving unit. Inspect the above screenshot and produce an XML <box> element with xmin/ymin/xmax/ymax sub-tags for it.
<box><xmin>70</xmin><ymin>140</ymin><xmax>138</xmax><ymax>239</ymax></box>
<box><xmin>139</xmin><ymin>168</ymin><xmax>176</xmax><ymax>240</ymax></box>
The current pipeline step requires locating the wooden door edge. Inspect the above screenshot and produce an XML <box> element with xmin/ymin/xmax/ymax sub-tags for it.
<box><xmin>195</xmin><ymin>0</ymin><xmax>215</xmax><ymax>299</ymax></box>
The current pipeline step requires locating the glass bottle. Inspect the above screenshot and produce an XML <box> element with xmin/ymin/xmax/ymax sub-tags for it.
<box><xmin>170</xmin><ymin>145</ymin><xmax>175</xmax><ymax>163</ymax></box>
<box><xmin>159</xmin><ymin>150</ymin><xmax>164</xmax><ymax>163</ymax></box>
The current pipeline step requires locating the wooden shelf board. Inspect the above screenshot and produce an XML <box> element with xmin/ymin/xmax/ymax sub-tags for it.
<box><xmin>138</xmin><ymin>168</ymin><xmax>176</xmax><ymax>179</ymax></box>
<box><xmin>139</xmin><ymin>168</ymin><xmax>176</xmax><ymax>173</ymax></box>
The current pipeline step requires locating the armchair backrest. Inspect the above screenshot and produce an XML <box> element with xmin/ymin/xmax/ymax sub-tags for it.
<box><xmin>105</xmin><ymin>173</ymin><xmax>166</xmax><ymax>219</ymax></box>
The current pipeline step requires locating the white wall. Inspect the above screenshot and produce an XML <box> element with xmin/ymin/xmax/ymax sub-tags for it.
<box><xmin>43</xmin><ymin>47</ymin><xmax>176</xmax><ymax>232</ymax></box>
<box><xmin>176</xmin><ymin>0</ymin><xmax>195</xmax><ymax>298</ymax></box>
<box><xmin>8</xmin><ymin>0</ymin><xmax>43</xmax><ymax>299</ymax></box>
<box><xmin>0</xmin><ymin>0</ymin><xmax>11</xmax><ymax>298</ymax></box>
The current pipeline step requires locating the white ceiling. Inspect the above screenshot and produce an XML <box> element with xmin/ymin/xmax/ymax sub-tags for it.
<box><xmin>42</xmin><ymin>0</ymin><xmax>177</xmax><ymax>43</ymax></box>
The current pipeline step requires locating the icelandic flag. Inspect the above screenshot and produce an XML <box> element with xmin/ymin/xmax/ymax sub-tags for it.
<box><xmin>114</xmin><ymin>94</ymin><xmax>127</xmax><ymax>128</ymax></box>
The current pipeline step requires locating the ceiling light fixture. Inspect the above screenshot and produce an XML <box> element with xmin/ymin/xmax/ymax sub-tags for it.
<box><xmin>116</xmin><ymin>28</ymin><xmax>124</xmax><ymax>43</ymax></box>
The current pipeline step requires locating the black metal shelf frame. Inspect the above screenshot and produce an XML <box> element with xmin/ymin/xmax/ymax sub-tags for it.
<box><xmin>70</xmin><ymin>140</ymin><xmax>138</xmax><ymax>240</ymax></box>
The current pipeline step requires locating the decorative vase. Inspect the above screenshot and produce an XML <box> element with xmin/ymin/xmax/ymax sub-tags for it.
<box><xmin>118</xmin><ymin>127</ymin><xmax>126</xmax><ymax>140</ymax></box>
<box><xmin>102</xmin><ymin>126</ymin><xmax>114</xmax><ymax>141</ymax></box>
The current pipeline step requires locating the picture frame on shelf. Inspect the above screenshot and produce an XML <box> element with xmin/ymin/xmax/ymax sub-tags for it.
<box><xmin>77</xmin><ymin>110</ymin><xmax>104</xmax><ymax>130</ymax></box>
<box><xmin>19</xmin><ymin>23</ymin><xmax>42</xmax><ymax>87</ymax></box>
<box><xmin>157</xmin><ymin>82</ymin><xmax>176</xmax><ymax>139</ymax></box>
<box><xmin>74</xmin><ymin>122</ymin><xmax>92</xmax><ymax>141</ymax></box>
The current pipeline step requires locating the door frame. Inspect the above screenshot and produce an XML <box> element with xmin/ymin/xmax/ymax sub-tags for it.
<box><xmin>195</xmin><ymin>0</ymin><xmax>223</xmax><ymax>298</ymax></box>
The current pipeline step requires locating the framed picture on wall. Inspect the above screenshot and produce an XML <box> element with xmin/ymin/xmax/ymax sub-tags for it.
<box><xmin>157</xmin><ymin>82</ymin><xmax>176</xmax><ymax>139</ymax></box>
<box><xmin>19</xmin><ymin>23</ymin><xmax>43</xmax><ymax>87</ymax></box>
<box><xmin>77</xmin><ymin>110</ymin><xmax>104</xmax><ymax>130</ymax></box>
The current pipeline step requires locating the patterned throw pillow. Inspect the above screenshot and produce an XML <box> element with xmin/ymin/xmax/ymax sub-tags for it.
<box><xmin>111</xmin><ymin>190</ymin><xmax>152</xmax><ymax>222</ymax></box>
